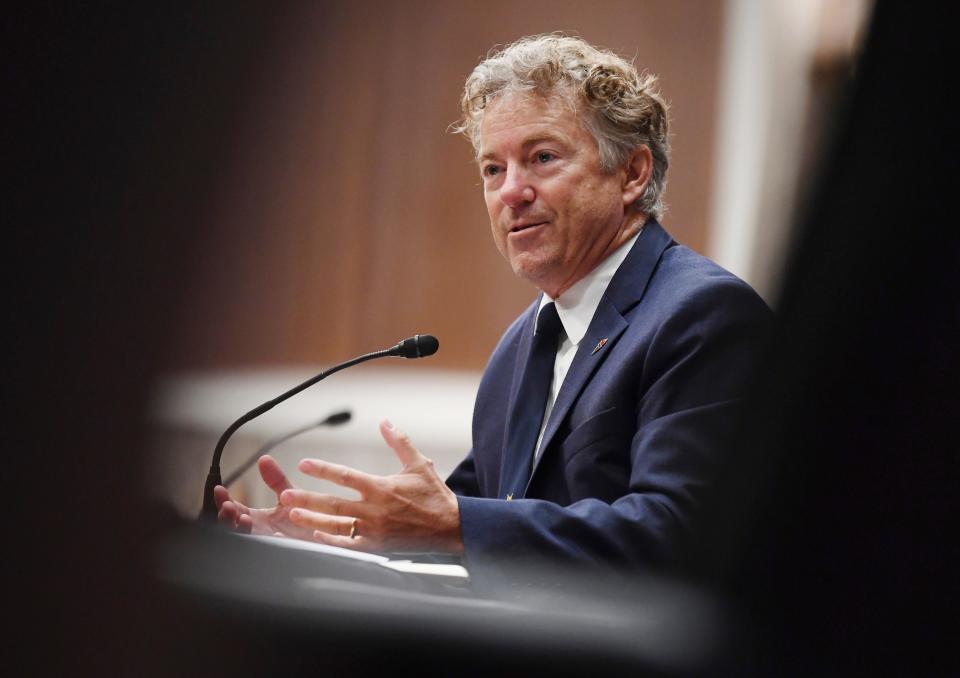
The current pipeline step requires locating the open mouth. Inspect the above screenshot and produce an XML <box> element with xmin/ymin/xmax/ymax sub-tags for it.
<box><xmin>510</xmin><ymin>221</ymin><xmax>547</xmax><ymax>233</ymax></box>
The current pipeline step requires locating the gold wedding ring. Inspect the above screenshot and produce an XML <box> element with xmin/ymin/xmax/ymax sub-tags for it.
<box><xmin>349</xmin><ymin>517</ymin><xmax>358</xmax><ymax>539</ymax></box>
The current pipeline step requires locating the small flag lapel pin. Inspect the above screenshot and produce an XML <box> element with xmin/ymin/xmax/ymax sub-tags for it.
<box><xmin>591</xmin><ymin>338</ymin><xmax>608</xmax><ymax>355</ymax></box>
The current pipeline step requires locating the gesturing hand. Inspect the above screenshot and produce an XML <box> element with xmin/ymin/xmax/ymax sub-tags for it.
<box><xmin>213</xmin><ymin>455</ymin><xmax>316</xmax><ymax>541</ymax></box>
<box><xmin>279</xmin><ymin>420</ymin><xmax>464</xmax><ymax>554</ymax></box>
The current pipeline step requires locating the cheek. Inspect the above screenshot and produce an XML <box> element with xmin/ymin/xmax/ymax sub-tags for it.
<box><xmin>570</xmin><ymin>182</ymin><xmax>622</xmax><ymax>231</ymax></box>
<box><xmin>492</xmin><ymin>231</ymin><xmax>509</xmax><ymax>261</ymax></box>
<box><xmin>483</xmin><ymin>191</ymin><xmax>498</xmax><ymax>220</ymax></box>
<box><xmin>484</xmin><ymin>195</ymin><xmax>508</xmax><ymax>254</ymax></box>
<box><xmin>484</xmin><ymin>185</ymin><xmax>503</xmax><ymax>216</ymax></box>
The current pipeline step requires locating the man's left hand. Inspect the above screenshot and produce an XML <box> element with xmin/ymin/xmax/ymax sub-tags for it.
<box><xmin>280</xmin><ymin>420</ymin><xmax>464</xmax><ymax>554</ymax></box>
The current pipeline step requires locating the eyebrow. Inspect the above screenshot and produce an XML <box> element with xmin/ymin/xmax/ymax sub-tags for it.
<box><xmin>478</xmin><ymin>133</ymin><xmax>571</xmax><ymax>162</ymax></box>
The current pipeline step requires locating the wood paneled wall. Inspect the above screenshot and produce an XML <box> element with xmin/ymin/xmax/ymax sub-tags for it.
<box><xmin>165</xmin><ymin>0</ymin><xmax>724</xmax><ymax>371</ymax></box>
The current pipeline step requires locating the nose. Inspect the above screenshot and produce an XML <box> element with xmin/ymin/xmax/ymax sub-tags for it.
<box><xmin>499</xmin><ymin>165</ymin><xmax>535</xmax><ymax>208</ymax></box>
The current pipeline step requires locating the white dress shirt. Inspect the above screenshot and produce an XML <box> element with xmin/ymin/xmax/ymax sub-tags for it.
<box><xmin>532</xmin><ymin>230</ymin><xmax>641</xmax><ymax>460</ymax></box>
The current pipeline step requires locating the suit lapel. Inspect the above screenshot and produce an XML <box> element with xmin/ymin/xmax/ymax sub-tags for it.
<box><xmin>525</xmin><ymin>300</ymin><xmax>628</xmax><ymax>491</ymax></box>
<box><xmin>523</xmin><ymin>220</ymin><xmax>674</xmax><ymax>493</ymax></box>
<box><xmin>498</xmin><ymin>297</ymin><xmax>541</xmax><ymax>497</ymax></box>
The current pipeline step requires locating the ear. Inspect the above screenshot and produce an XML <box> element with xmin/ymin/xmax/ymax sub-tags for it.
<box><xmin>621</xmin><ymin>145</ymin><xmax>653</xmax><ymax>207</ymax></box>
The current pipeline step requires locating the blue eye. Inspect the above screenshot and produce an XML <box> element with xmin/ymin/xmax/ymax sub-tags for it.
<box><xmin>483</xmin><ymin>165</ymin><xmax>501</xmax><ymax>177</ymax></box>
<box><xmin>536</xmin><ymin>151</ymin><xmax>555</xmax><ymax>163</ymax></box>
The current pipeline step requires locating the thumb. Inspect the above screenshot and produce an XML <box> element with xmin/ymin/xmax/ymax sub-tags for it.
<box><xmin>258</xmin><ymin>454</ymin><xmax>294</xmax><ymax>497</ymax></box>
<box><xmin>379</xmin><ymin>419</ymin><xmax>421</xmax><ymax>469</ymax></box>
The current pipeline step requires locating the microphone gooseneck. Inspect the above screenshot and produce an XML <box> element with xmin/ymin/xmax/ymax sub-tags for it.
<box><xmin>200</xmin><ymin>334</ymin><xmax>438</xmax><ymax>520</ymax></box>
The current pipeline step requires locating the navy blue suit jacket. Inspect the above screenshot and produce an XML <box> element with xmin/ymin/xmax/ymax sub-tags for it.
<box><xmin>446</xmin><ymin>220</ymin><xmax>771</xmax><ymax>579</ymax></box>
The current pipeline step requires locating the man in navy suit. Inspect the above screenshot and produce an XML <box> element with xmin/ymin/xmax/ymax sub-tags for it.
<box><xmin>215</xmin><ymin>35</ymin><xmax>770</xmax><ymax>580</ymax></box>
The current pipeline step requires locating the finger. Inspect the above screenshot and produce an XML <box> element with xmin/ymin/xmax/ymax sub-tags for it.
<box><xmin>214</xmin><ymin>486</ymin><xmax>250</xmax><ymax>514</ymax></box>
<box><xmin>288</xmin><ymin>508</ymin><xmax>356</xmax><ymax>537</ymax></box>
<box><xmin>379</xmin><ymin>419</ymin><xmax>423</xmax><ymax>468</ymax></box>
<box><xmin>217</xmin><ymin>500</ymin><xmax>252</xmax><ymax>533</ymax></box>
<box><xmin>217</xmin><ymin>501</ymin><xmax>239</xmax><ymax>527</ymax></box>
<box><xmin>279</xmin><ymin>489</ymin><xmax>366</xmax><ymax>517</ymax></box>
<box><xmin>298</xmin><ymin>458</ymin><xmax>377</xmax><ymax>494</ymax></box>
<box><xmin>311</xmin><ymin>529</ymin><xmax>374</xmax><ymax>552</ymax></box>
<box><xmin>258</xmin><ymin>455</ymin><xmax>294</xmax><ymax>497</ymax></box>
<box><xmin>213</xmin><ymin>485</ymin><xmax>230</xmax><ymax>511</ymax></box>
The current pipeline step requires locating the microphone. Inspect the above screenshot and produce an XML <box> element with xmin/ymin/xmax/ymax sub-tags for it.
<box><xmin>222</xmin><ymin>409</ymin><xmax>352</xmax><ymax>487</ymax></box>
<box><xmin>200</xmin><ymin>334</ymin><xmax>439</xmax><ymax>519</ymax></box>
<box><xmin>392</xmin><ymin>334</ymin><xmax>439</xmax><ymax>359</ymax></box>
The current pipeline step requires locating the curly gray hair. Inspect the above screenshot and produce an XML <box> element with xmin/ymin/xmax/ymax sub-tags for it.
<box><xmin>455</xmin><ymin>34</ymin><xmax>671</xmax><ymax>219</ymax></box>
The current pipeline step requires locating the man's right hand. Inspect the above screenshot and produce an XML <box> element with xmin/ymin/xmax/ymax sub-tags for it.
<box><xmin>213</xmin><ymin>455</ymin><xmax>315</xmax><ymax>540</ymax></box>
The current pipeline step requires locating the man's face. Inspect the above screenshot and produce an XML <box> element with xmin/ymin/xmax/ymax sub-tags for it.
<box><xmin>478</xmin><ymin>92</ymin><xmax>632</xmax><ymax>297</ymax></box>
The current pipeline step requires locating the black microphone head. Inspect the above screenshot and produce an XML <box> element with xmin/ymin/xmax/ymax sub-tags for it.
<box><xmin>322</xmin><ymin>410</ymin><xmax>352</xmax><ymax>426</ymax></box>
<box><xmin>394</xmin><ymin>334</ymin><xmax>439</xmax><ymax>359</ymax></box>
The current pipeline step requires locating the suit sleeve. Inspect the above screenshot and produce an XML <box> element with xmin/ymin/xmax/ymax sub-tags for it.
<box><xmin>456</xmin><ymin>278</ymin><xmax>772</xmax><ymax>587</ymax></box>
<box><xmin>446</xmin><ymin>449</ymin><xmax>481</xmax><ymax>498</ymax></box>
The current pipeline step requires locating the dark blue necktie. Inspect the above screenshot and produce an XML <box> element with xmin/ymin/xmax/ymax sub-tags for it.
<box><xmin>499</xmin><ymin>302</ymin><xmax>563</xmax><ymax>499</ymax></box>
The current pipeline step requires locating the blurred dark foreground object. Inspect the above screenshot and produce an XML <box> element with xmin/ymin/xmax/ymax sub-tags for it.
<box><xmin>156</xmin><ymin>519</ymin><xmax>728</xmax><ymax>676</ymax></box>
<box><xmin>684</xmin><ymin>1</ymin><xmax>959</xmax><ymax>673</ymax></box>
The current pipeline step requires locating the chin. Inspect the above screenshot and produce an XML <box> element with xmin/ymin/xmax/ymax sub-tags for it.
<box><xmin>508</xmin><ymin>244</ymin><xmax>564</xmax><ymax>283</ymax></box>
<box><xmin>510</xmin><ymin>261</ymin><xmax>554</xmax><ymax>291</ymax></box>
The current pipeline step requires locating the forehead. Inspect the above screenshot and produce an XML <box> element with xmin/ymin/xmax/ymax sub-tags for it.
<box><xmin>478</xmin><ymin>91</ymin><xmax>591</xmax><ymax>156</ymax></box>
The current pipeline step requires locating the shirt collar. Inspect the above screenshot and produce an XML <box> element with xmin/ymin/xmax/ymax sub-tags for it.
<box><xmin>536</xmin><ymin>229</ymin><xmax>641</xmax><ymax>345</ymax></box>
